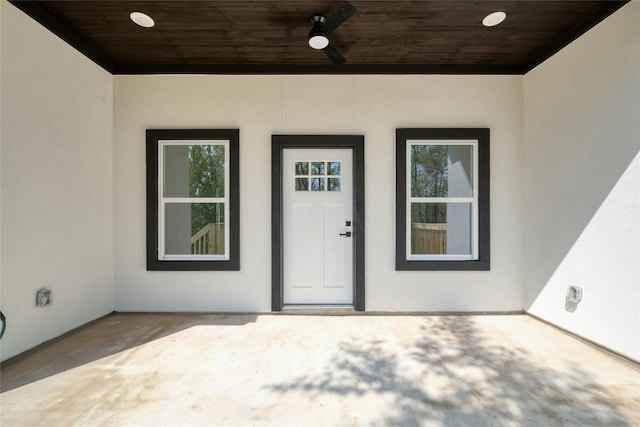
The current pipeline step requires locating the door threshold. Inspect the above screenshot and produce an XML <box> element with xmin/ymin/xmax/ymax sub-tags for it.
<box><xmin>280</xmin><ymin>305</ymin><xmax>358</xmax><ymax>315</ymax></box>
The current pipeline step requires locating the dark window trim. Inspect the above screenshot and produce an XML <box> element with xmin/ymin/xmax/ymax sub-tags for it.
<box><xmin>146</xmin><ymin>129</ymin><xmax>240</xmax><ymax>271</ymax></box>
<box><xmin>396</xmin><ymin>128</ymin><xmax>490</xmax><ymax>271</ymax></box>
<box><xmin>272</xmin><ymin>135</ymin><xmax>365</xmax><ymax>311</ymax></box>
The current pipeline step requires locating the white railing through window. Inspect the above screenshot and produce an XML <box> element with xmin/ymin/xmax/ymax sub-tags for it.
<box><xmin>191</xmin><ymin>223</ymin><xmax>225</xmax><ymax>255</ymax></box>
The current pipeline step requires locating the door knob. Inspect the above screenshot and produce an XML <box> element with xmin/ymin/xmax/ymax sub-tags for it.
<box><xmin>339</xmin><ymin>231</ymin><xmax>352</xmax><ymax>237</ymax></box>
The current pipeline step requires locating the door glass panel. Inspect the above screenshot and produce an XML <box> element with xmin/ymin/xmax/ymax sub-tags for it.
<box><xmin>165</xmin><ymin>202</ymin><xmax>225</xmax><ymax>255</ymax></box>
<box><xmin>163</xmin><ymin>144</ymin><xmax>225</xmax><ymax>198</ymax></box>
<box><xmin>311</xmin><ymin>178</ymin><xmax>325</xmax><ymax>191</ymax></box>
<box><xmin>327</xmin><ymin>162</ymin><xmax>341</xmax><ymax>176</ymax></box>
<box><xmin>295</xmin><ymin>160</ymin><xmax>342</xmax><ymax>192</ymax></box>
<box><xmin>411</xmin><ymin>202</ymin><xmax>471</xmax><ymax>255</ymax></box>
<box><xmin>311</xmin><ymin>162</ymin><xmax>325</xmax><ymax>175</ymax></box>
<box><xmin>295</xmin><ymin>162</ymin><xmax>309</xmax><ymax>175</ymax></box>
<box><xmin>295</xmin><ymin>178</ymin><xmax>309</xmax><ymax>191</ymax></box>
<box><xmin>328</xmin><ymin>178</ymin><xmax>341</xmax><ymax>192</ymax></box>
<box><xmin>410</xmin><ymin>144</ymin><xmax>473</xmax><ymax>198</ymax></box>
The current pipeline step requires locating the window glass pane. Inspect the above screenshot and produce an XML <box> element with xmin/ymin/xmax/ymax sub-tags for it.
<box><xmin>295</xmin><ymin>178</ymin><xmax>309</xmax><ymax>191</ymax></box>
<box><xmin>327</xmin><ymin>162</ymin><xmax>341</xmax><ymax>176</ymax></box>
<box><xmin>295</xmin><ymin>162</ymin><xmax>309</xmax><ymax>175</ymax></box>
<box><xmin>311</xmin><ymin>178</ymin><xmax>325</xmax><ymax>191</ymax></box>
<box><xmin>311</xmin><ymin>162</ymin><xmax>325</xmax><ymax>175</ymax></box>
<box><xmin>163</xmin><ymin>144</ymin><xmax>225</xmax><ymax>198</ymax></box>
<box><xmin>411</xmin><ymin>202</ymin><xmax>471</xmax><ymax>255</ymax></box>
<box><xmin>165</xmin><ymin>203</ymin><xmax>225</xmax><ymax>255</ymax></box>
<box><xmin>328</xmin><ymin>178</ymin><xmax>341</xmax><ymax>192</ymax></box>
<box><xmin>410</xmin><ymin>145</ymin><xmax>473</xmax><ymax>198</ymax></box>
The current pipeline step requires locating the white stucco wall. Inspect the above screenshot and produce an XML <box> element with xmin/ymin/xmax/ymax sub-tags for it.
<box><xmin>0</xmin><ymin>0</ymin><xmax>4</xmax><ymax>351</ymax></box>
<box><xmin>113</xmin><ymin>74</ymin><xmax>524</xmax><ymax>312</ymax></box>
<box><xmin>523</xmin><ymin>3</ymin><xmax>640</xmax><ymax>361</ymax></box>
<box><xmin>0</xmin><ymin>2</ymin><xmax>114</xmax><ymax>360</ymax></box>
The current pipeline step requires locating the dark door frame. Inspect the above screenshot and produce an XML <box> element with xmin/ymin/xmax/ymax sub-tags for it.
<box><xmin>271</xmin><ymin>135</ymin><xmax>365</xmax><ymax>311</ymax></box>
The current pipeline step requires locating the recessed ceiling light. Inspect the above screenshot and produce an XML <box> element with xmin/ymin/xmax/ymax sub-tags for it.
<box><xmin>482</xmin><ymin>11</ymin><xmax>506</xmax><ymax>27</ymax></box>
<box><xmin>130</xmin><ymin>11</ymin><xmax>155</xmax><ymax>28</ymax></box>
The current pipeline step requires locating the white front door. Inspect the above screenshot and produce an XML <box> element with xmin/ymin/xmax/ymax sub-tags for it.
<box><xmin>283</xmin><ymin>148</ymin><xmax>353</xmax><ymax>305</ymax></box>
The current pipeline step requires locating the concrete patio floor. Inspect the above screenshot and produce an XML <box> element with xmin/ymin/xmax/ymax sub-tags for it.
<box><xmin>1</xmin><ymin>313</ymin><xmax>638</xmax><ymax>427</ymax></box>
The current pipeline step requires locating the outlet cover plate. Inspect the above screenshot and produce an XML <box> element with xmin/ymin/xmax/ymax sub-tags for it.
<box><xmin>567</xmin><ymin>285</ymin><xmax>582</xmax><ymax>303</ymax></box>
<box><xmin>36</xmin><ymin>288</ymin><xmax>52</xmax><ymax>307</ymax></box>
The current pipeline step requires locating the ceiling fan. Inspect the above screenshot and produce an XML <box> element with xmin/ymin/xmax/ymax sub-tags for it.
<box><xmin>265</xmin><ymin>1</ymin><xmax>357</xmax><ymax>65</ymax></box>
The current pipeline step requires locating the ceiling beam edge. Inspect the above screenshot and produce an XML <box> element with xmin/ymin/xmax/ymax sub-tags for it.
<box><xmin>113</xmin><ymin>63</ymin><xmax>525</xmax><ymax>76</ymax></box>
<box><xmin>8</xmin><ymin>0</ymin><xmax>115</xmax><ymax>74</ymax></box>
<box><xmin>523</xmin><ymin>0</ymin><xmax>630</xmax><ymax>74</ymax></box>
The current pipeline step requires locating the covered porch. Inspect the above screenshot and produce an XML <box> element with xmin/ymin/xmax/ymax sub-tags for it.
<box><xmin>2</xmin><ymin>313</ymin><xmax>638</xmax><ymax>426</ymax></box>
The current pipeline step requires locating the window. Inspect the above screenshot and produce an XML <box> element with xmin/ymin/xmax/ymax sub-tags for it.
<box><xmin>396</xmin><ymin>128</ymin><xmax>489</xmax><ymax>270</ymax></box>
<box><xmin>294</xmin><ymin>160</ymin><xmax>342</xmax><ymax>192</ymax></box>
<box><xmin>147</xmin><ymin>129</ymin><xmax>239</xmax><ymax>270</ymax></box>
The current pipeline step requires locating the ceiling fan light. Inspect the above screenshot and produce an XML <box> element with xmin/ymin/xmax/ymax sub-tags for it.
<box><xmin>482</xmin><ymin>11</ymin><xmax>506</xmax><ymax>27</ymax></box>
<box><xmin>308</xmin><ymin>33</ymin><xmax>329</xmax><ymax>50</ymax></box>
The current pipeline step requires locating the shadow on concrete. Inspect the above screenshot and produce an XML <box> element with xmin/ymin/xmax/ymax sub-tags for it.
<box><xmin>0</xmin><ymin>312</ymin><xmax>256</xmax><ymax>393</ymax></box>
<box><xmin>266</xmin><ymin>316</ymin><xmax>633</xmax><ymax>426</ymax></box>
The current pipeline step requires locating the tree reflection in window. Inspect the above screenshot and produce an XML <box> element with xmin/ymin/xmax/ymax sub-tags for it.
<box><xmin>411</xmin><ymin>145</ymin><xmax>448</xmax><ymax>223</ymax></box>
<box><xmin>411</xmin><ymin>145</ymin><xmax>448</xmax><ymax>198</ymax></box>
<box><xmin>188</xmin><ymin>145</ymin><xmax>225</xmax><ymax>236</ymax></box>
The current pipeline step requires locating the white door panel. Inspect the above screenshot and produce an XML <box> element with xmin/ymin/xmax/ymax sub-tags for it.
<box><xmin>291</xmin><ymin>203</ymin><xmax>313</xmax><ymax>288</ymax></box>
<box><xmin>283</xmin><ymin>148</ymin><xmax>353</xmax><ymax>305</ymax></box>
<box><xmin>323</xmin><ymin>204</ymin><xmax>345</xmax><ymax>287</ymax></box>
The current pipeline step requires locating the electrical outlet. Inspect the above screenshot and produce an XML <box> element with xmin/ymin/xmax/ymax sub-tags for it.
<box><xmin>36</xmin><ymin>288</ymin><xmax>52</xmax><ymax>307</ymax></box>
<box><xmin>567</xmin><ymin>285</ymin><xmax>582</xmax><ymax>303</ymax></box>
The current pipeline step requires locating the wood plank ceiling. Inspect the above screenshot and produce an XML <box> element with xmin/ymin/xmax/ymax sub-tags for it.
<box><xmin>9</xmin><ymin>0</ymin><xmax>628</xmax><ymax>74</ymax></box>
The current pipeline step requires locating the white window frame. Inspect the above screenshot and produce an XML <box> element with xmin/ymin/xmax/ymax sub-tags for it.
<box><xmin>406</xmin><ymin>139</ymin><xmax>479</xmax><ymax>261</ymax></box>
<box><xmin>158</xmin><ymin>139</ymin><xmax>230</xmax><ymax>261</ymax></box>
